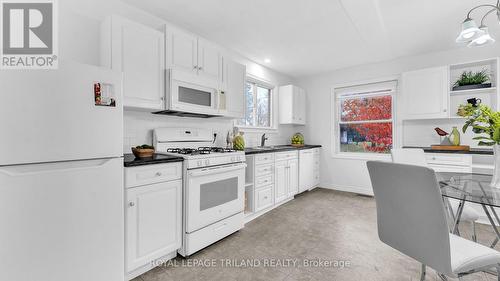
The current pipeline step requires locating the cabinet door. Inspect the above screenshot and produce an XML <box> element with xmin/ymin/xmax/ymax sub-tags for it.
<box><xmin>223</xmin><ymin>59</ymin><xmax>246</xmax><ymax>118</ymax></box>
<box><xmin>294</xmin><ymin>88</ymin><xmax>306</xmax><ymax>125</ymax></box>
<box><xmin>197</xmin><ymin>38</ymin><xmax>221</xmax><ymax>81</ymax></box>
<box><xmin>126</xmin><ymin>180</ymin><xmax>182</xmax><ymax>272</ymax></box>
<box><xmin>274</xmin><ymin>160</ymin><xmax>288</xmax><ymax>204</ymax></box>
<box><xmin>299</xmin><ymin>150</ymin><xmax>314</xmax><ymax>193</ymax></box>
<box><xmin>111</xmin><ymin>17</ymin><xmax>165</xmax><ymax>110</ymax></box>
<box><xmin>255</xmin><ymin>185</ymin><xmax>274</xmax><ymax>212</ymax></box>
<box><xmin>401</xmin><ymin>66</ymin><xmax>448</xmax><ymax>120</ymax></box>
<box><xmin>288</xmin><ymin>159</ymin><xmax>299</xmax><ymax>198</ymax></box>
<box><xmin>166</xmin><ymin>26</ymin><xmax>198</xmax><ymax>74</ymax></box>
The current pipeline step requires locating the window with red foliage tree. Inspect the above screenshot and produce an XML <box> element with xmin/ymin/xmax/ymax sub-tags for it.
<box><xmin>339</xmin><ymin>95</ymin><xmax>393</xmax><ymax>153</ymax></box>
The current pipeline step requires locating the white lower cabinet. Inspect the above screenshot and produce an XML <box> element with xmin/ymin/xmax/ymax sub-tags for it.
<box><xmin>299</xmin><ymin>148</ymin><xmax>320</xmax><ymax>193</ymax></box>
<box><xmin>246</xmin><ymin>149</ymin><xmax>317</xmax><ymax>221</ymax></box>
<box><xmin>425</xmin><ymin>153</ymin><xmax>472</xmax><ymax>173</ymax></box>
<box><xmin>274</xmin><ymin>151</ymin><xmax>298</xmax><ymax>204</ymax></box>
<box><xmin>125</xmin><ymin>163</ymin><xmax>182</xmax><ymax>279</ymax></box>
<box><xmin>255</xmin><ymin>185</ymin><xmax>274</xmax><ymax>211</ymax></box>
<box><xmin>274</xmin><ymin>160</ymin><xmax>288</xmax><ymax>204</ymax></box>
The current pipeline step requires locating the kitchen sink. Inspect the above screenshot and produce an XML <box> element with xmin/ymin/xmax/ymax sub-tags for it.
<box><xmin>252</xmin><ymin>146</ymin><xmax>276</xmax><ymax>150</ymax></box>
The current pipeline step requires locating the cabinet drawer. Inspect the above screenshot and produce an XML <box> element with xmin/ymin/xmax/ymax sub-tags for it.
<box><xmin>256</xmin><ymin>186</ymin><xmax>273</xmax><ymax>211</ymax></box>
<box><xmin>255</xmin><ymin>163</ymin><xmax>274</xmax><ymax>177</ymax></box>
<box><xmin>425</xmin><ymin>153</ymin><xmax>472</xmax><ymax>167</ymax></box>
<box><xmin>256</xmin><ymin>174</ymin><xmax>274</xmax><ymax>188</ymax></box>
<box><xmin>275</xmin><ymin>151</ymin><xmax>298</xmax><ymax>161</ymax></box>
<box><xmin>125</xmin><ymin>162</ymin><xmax>182</xmax><ymax>188</ymax></box>
<box><xmin>429</xmin><ymin>164</ymin><xmax>472</xmax><ymax>173</ymax></box>
<box><xmin>255</xmin><ymin>153</ymin><xmax>274</xmax><ymax>165</ymax></box>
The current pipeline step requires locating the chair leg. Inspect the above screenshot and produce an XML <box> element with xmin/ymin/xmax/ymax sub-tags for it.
<box><xmin>472</xmin><ymin>222</ymin><xmax>477</xmax><ymax>242</ymax></box>
<box><xmin>420</xmin><ymin>264</ymin><xmax>426</xmax><ymax>281</ymax></box>
<box><xmin>437</xmin><ymin>273</ymin><xmax>448</xmax><ymax>281</ymax></box>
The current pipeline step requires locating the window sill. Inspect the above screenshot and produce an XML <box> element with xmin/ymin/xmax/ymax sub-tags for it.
<box><xmin>332</xmin><ymin>152</ymin><xmax>392</xmax><ymax>161</ymax></box>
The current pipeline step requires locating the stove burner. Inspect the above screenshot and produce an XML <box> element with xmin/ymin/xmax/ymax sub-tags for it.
<box><xmin>166</xmin><ymin>147</ymin><xmax>238</xmax><ymax>155</ymax></box>
<box><xmin>167</xmin><ymin>147</ymin><xmax>211</xmax><ymax>155</ymax></box>
<box><xmin>210</xmin><ymin>147</ymin><xmax>237</xmax><ymax>153</ymax></box>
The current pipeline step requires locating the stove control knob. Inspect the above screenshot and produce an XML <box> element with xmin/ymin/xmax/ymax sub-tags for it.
<box><xmin>237</xmin><ymin>156</ymin><xmax>241</xmax><ymax>161</ymax></box>
<box><xmin>205</xmin><ymin>160</ymin><xmax>210</xmax><ymax>166</ymax></box>
<box><xmin>231</xmin><ymin>156</ymin><xmax>236</xmax><ymax>162</ymax></box>
<box><xmin>197</xmin><ymin>160</ymin><xmax>202</xmax><ymax>167</ymax></box>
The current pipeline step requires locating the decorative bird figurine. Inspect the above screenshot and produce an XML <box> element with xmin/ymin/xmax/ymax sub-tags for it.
<box><xmin>434</xmin><ymin>127</ymin><xmax>449</xmax><ymax>136</ymax></box>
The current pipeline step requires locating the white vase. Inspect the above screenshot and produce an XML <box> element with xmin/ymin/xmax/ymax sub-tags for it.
<box><xmin>491</xmin><ymin>144</ymin><xmax>500</xmax><ymax>188</ymax></box>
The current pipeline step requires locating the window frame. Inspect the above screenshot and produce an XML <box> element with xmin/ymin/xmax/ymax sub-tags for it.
<box><xmin>331</xmin><ymin>78</ymin><xmax>398</xmax><ymax>160</ymax></box>
<box><xmin>235</xmin><ymin>75</ymin><xmax>276</xmax><ymax>132</ymax></box>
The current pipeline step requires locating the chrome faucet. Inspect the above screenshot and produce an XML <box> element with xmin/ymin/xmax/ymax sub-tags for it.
<box><xmin>261</xmin><ymin>133</ymin><xmax>268</xmax><ymax>147</ymax></box>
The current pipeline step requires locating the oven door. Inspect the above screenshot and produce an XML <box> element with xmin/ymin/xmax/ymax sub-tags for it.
<box><xmin>186</xmin><ymin>163</ymin><xmax>246</xmax><ymax>233</ymax></box>
<box><xmin>170</xmin><ymin>77</ymin><xmax>219</xmax><ymax>115</ymax></box>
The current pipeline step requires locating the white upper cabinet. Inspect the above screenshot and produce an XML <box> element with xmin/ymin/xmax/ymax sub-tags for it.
<box><xmin>401</xmin><ymin>66</ymin><xmax>449</xmax><ymax>120</ymax></box>
<box><xmin>101</xmin><ymin>16</ymin><xmax>165</xmax><ymax>110</ymax></box>
<box><xmin>279</xmin><ymin>85</ymin><xmax>306</xmax><ymax>125</ymax></box>
<box><xmin>221</xmin><ymin>58</ymin><xmax>246</xmax><ymax>118</ymax></box>
<box><xmin>197</xmin><ymin>38</ymin><xmax>221</xmax><ymax>81</ymax></box>
<box><xmin>166</xmin><ymin>26</ymin><xmax>222</xmax><ymax>85</ymax></box>
<box><xmin>166</xmin><ymin>26</ymin><xmax>198</xmax><ymax>74</ymax></box>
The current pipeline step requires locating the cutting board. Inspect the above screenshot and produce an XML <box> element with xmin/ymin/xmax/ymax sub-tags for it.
<box><xmin>430</xmin><ymin>145</ymin><xmax>470</xmax><ymax>151</ymax></box>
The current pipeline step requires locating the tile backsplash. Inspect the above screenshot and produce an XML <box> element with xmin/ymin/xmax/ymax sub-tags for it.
<box><xmin>123</xmin><ymin>110</ymin><xmax>302</xmax><ymax>153</ymax></box>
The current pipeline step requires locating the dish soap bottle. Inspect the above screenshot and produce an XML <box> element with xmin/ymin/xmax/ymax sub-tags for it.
<box><xmin>450</xmin><ymin>126</ymin><xmax>461</xmax><ymax>146</ymax></box>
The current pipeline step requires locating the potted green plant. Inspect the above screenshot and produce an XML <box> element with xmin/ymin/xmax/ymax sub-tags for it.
<box><xmin>453</xmin><ymin>69</ymin><xmax>491</xmax><ymax>91</ymax></box>
<box><xmin>459</xmin><ymin>103</ymin><xmax>500</xmax><ymax>187</ymax></box>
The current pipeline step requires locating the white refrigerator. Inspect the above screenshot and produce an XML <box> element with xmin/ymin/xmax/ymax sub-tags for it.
<box><xmin>0</xmin><ymin>61</ymin><xmax>124</xmax><ymax>281</ymax></box>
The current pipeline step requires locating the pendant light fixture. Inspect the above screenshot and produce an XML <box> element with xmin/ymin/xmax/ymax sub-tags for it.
<box><xmin>457</xmin><ymin>1</ymin><xmax>500</xmax><ymax>47</ymax></box>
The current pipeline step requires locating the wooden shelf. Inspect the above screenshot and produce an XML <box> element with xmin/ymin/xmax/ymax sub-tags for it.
<box><xmin>450</xmin><ymin>87</ymin><xmax>497</xmax><ymax>95</ymax></box>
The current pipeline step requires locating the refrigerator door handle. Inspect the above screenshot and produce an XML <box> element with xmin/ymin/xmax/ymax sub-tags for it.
<box><xmin>0</xmin><ymin>158</ymin><xmax>119</xmax><ymax>176</ymax></box>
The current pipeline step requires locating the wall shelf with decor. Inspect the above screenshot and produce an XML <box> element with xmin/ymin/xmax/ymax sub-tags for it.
<box><xmin>448</xmin><ymin>58</ymin><xmax>499</xmax><ymax>118</ymax></box>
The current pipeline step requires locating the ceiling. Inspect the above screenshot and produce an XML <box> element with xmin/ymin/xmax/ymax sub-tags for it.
<box><xmin>123</xmin><ymin>0</ymin><xmax>499</xmax><ymax>78</ymax></box>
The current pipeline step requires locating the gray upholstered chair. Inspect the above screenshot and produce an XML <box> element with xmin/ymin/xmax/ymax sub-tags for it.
<box><xmin>391</xmin><ymin>148</ymin><xmax>480</xmax><ymax>241</ymax></box>
<box><xmin>367</xmin><ymin>161</ymin><xmax>500</xmax><ymax>280</ymax></box>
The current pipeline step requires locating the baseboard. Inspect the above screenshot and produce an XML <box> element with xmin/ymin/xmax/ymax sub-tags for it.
<box><xmin>320</xmin><ymin>182</ymin><xmax>374</xmax><ymax>196</ymax></box>
<box><xmin>126</xmin><ymin>251</ymin><xmax>177</xmax><ymax>280</ymax></box>
<box><xmin>244</xmin><ymin>197</ymin><xmax>294</xmax><ymax>224</ymax></box>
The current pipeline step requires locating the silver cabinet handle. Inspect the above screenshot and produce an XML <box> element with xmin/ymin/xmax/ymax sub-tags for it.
<box><xmin>443</xmin><ymin>109</ymin><xmax>447</xmax><ymax>112</ymax></box>
<box><xmin>129</xmin><ymin>202</ymin><xmax>135</xmax><ymax>207</ymax></box>
<box><xmin>198</xmin><ymin>66</ymin><xmax>203</xmax><ymax>70</ymax></box>
<box><xmin>193</xmin><ymin>66</ymin><xmax>197</xmax><ymax>69</ymax></box>
<box><xmin>156</xmin><ymin>172</ymin><xmax>162</xmax><ymax>176</ymax></box>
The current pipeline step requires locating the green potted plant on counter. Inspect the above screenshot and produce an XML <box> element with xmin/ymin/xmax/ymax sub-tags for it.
<box><xmin>459</xmin><ymin>103</ymin><xmax>500</xmax><ymax>187</ymax></box>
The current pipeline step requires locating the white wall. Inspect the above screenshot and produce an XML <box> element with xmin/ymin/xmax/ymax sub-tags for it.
<box><xmin>59</xmin><ymin>0</ymin><xmax>300</xmax><ymax>153</ymax></box>
<box><xmin>296</xmin><ymin>46</ymin><xmax>500</xmax><ymax>195</ymax></box>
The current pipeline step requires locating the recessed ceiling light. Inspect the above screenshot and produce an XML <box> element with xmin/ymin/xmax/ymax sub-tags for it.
<box><xmin>264</xmin><ymin>58</ymin><xmax>271</xmax><ymax>63</ymax></box>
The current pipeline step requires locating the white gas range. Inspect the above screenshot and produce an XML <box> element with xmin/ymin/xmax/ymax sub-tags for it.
<box><xmin>154</xmin><ymin>128</ymin><xmax>246</xmax><ymax>257</ymax></box>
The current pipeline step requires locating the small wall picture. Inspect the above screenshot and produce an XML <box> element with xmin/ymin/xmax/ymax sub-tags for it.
<box><xmin>94</xmin><ymin>82</ymin><xmax>116</xmax><ymax>107</ymax></box>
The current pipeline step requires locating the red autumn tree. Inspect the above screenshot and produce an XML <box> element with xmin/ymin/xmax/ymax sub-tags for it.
<box><xmin>341</xmin><ymin>96</ymin><xmax>392</xmax><ymax>152</ymax></box>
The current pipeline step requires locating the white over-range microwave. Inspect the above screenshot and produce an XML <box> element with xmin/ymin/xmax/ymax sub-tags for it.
<box><xmin>154</xmin><ymin>70</ymin><xmax>225</xmax><ymax>117</ymax></box>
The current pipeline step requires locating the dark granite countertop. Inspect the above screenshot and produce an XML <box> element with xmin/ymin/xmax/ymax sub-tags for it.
<box><xmin>124</xmin><ymin>153</ymin><xmax>184</xmax><ymax>167</ymax></box>
<box><xmin>403</xmin><ymin>146</ymin><xmax>493</xmax><ymax>155</ymax></box>
<box><xmin>245</xmin><ymin>144</ymin><xmax>322</xmax><ymax>155</ymax></box>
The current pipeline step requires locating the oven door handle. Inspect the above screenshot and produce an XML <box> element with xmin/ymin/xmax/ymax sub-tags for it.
<box><xmin>189</xmin><ymin>163</ymin><xmax>247</xmax><ymax>177</ymax></box>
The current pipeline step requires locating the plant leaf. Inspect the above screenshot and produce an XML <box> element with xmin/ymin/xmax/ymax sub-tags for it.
<box><xmin>478</xmin><ymin>141</ymin><xmax>496</xmax><ymax>146</ymax></box>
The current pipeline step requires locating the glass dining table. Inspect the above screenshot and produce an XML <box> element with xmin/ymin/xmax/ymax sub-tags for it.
<box><xmin>438</xmin><ymin>172</ymin><xmax>500</xmax><ymax>248</ymax></box>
